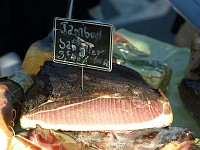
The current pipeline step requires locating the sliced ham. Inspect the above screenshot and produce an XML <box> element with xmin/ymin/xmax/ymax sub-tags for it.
<box><xmin>20</xmin><ymin>61</ymin><xmax>173</xmax><ymax>131</ymax></box>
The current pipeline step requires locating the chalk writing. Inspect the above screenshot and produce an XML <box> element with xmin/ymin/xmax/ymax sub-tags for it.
<box><xmin>60</xmin><ymin>22</ymin><xmax>102</xmax><ymax>41</ymax></box>
<box><xmin>53</xmin><ymin>18</ymin><xmax>113</xmax><ymax>71</ymax></box>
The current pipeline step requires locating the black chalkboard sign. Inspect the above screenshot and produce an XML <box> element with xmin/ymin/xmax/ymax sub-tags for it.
<box><xmin>53</xmin><ymin>18</ymin><xmax>114</xmax><ymax>71</ymax></box>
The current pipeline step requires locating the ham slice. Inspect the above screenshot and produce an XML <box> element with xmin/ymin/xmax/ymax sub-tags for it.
<box><xmin>20</xmin><ymin>61</ymin><xmax>173</xmax><ymax>131</ymax></box>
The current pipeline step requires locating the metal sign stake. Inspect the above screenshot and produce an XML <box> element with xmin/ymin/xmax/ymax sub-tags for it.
<box><xmin>81</xmin><ymin>67</ymin><xmax>84</xmax><ymax>90</ymax></box>
<box><xmin>54</xmin><ymin>0</ymin><xmax>113</xmax><ymax>91</ymax></box>
<box><xmin>67</xmin><ymin>0</ymin><xmax>74</xmax><ymax>19</ymax></box>
<box><xmin>67</xmin><ymin>0</ymin><xmax>84</xmax><ymax>90</ymax></box>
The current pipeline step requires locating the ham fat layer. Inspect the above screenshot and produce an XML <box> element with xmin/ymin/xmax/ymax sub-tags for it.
<box><xmin>21</xmin><ymin>95</ymin><xmax>172</xmax><ymax>131</ymax></box>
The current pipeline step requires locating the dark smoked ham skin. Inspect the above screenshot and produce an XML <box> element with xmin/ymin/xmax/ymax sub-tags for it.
<box><xmin>20</xmin><ymin>61</ymin><xmax>172</xmax><ymax>131</ymax></box>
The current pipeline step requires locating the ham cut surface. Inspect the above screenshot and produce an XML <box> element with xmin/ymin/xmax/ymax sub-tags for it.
<box><xmin>20</xmin><ymin>61</ymin><xmax>173</xmax><ymax>131</ymax></box>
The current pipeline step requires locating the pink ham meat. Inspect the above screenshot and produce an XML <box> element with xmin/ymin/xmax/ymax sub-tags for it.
<box><xmin>20</xmin><ymin>61</ymin><xmax>173</xmax><ymax>131</ymax></box>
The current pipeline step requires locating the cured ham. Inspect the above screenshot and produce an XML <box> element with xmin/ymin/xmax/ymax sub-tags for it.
<box><xmin>0</xmin><ymin>84</ymin><xmax>14</xmax><ymax>149</ymax></box>
<box><xmin>28</xmin><ymin>125</ymin><xmax>195</xmax><ymax>150</ymax></box>
<box><xmin>20</xmin><ymin>61</ymin><xmax>173</xmax><ymax>131</ymax></box>
<box><xmin>0</xmin><ymin>78</ymin><xmax>24</xmax><ymax>150</ymax></box>
<box><xmin>0</xmin><ymin>77</ymin><xmax>24</xmax><ymax>123</ymax></box>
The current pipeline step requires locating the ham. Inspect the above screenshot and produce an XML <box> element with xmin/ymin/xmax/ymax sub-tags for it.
<box><xmin>20</xmin><ymin>61</ymin><xmax>173</xmax><ymax>131</ymax></box>
<box><xmin>28</xmin><ymin>125</ymin><xmax>194</xmax><ymax>150</ymax></box>
<box><xmin>0</xmin><ymin>78</ymin><xmax>24</xmax><ymax>150</ymax></box>
<box><xmin>0</xmin><ymin>84</ymin><xmax>14</xmax><ymax>149</ymax></box>
<box><xmin>0</xmin><ymin>77</ymin><xmax>24</xmax><ymax>124</ymax></box>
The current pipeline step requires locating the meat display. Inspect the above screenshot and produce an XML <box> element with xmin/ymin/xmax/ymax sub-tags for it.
<box><xmin>28</xmin><ymin>125</ymin><xmax>195</xmax><ymax>150</ymax></box>
<box><xmin>0</xmin><ymin>84</ymin><xmax>14</xmax><ymax>150</ymax></box>
<box><xmin>0</xmin><ymin>78</ymin><xmax>24</xmax><ymax>149</ymax></box>
<box><xmin>0</xmin><ymin>77</ymin><xmax>24</xmax><ymax>123</ymax></box>
<box><xmin>20</xmin><ymin>61</ymin><xmax>173</xmax><ymax>131</ymax></box>
<box><xmin>0</xmin><ymin>29</ymin><xmax>198</xmax><ymax>149</ymax></box>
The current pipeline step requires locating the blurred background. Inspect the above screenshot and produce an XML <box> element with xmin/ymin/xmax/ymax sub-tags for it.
<box><xmin>0</xmin><ymin>0</ymin><xmax>197</xmax><ymax>76</ymax></box>
<box><xmin>100</xmin><ymin>0</ymin><xmax>176</xmax><ymax>43</ymax></box>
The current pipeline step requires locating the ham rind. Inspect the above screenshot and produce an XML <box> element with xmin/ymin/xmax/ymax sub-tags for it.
<box><xmin>20</xmin><ymin>61</ymin><xmax>173</xmax><ymax>131</ymax></box>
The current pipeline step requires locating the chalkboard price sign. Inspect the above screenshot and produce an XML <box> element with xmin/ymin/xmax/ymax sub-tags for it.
<box><xmin>53</xmin><ymin>18</ymin><xmax>114</xmax><ymax>71</ymax></box>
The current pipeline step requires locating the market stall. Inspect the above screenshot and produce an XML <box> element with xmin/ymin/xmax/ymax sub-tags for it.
<box><xmin>0</xmin><ymin>0</ymin><xmax>200</xmax><ymax>149</ymax></box>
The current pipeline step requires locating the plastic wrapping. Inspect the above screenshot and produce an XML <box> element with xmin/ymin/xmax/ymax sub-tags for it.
<box><xmin>8</xmin><ymin>71</ymin><xmax>33</xmax><ymax>92</ymax></box>
<box><xmin>113</xmin><ymin>40</ymin><xmax>172</xmax><ymax>92</ymax></box>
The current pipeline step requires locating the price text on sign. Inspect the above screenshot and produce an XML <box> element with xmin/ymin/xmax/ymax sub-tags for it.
<box><xmin>53</xmin><ymin>18</ymin><xmax>113</xmax><ymax>71</ymax></box>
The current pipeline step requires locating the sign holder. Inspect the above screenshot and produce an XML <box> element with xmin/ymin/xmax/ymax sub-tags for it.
<box><xmin>67</xmin><ymin>0</ymin><xmax>85</xmax><ymax>90</ymax></box>
<box><xmin>53</xmin><ymin>0</ymin><xmax>113</xmax><ymax>90</ymax></box>
<box><xmin>67</xmin><ymin>0</ymin><xmax>86</xmax><ymax>90</ymax></box>
<box><xmin>66</xmin><ymin>0</ymin><xmax>74</xmax><ymax>19</ymax></box>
